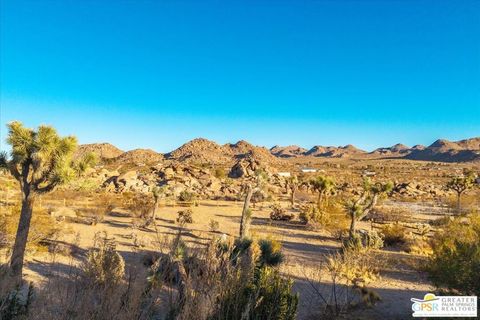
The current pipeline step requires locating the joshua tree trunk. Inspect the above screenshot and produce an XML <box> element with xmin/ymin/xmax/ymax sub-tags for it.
<box><xmin>290</xmin><ymin>187</ymin><xmax>296</xmax><ymax>207</ymax></box>
<box><xmin>317</xmin><ymin>192</ymin><xmax>323</xmax><ymax>210</ymax></box>
<box><xmin>348</xmin><ymin>193</ymin><xmax>378</xmax><ymax>239</ymax></box>
<box><xmin>239</xmin><ymin>185</ymin><xmax>253</xmax><ymax>238</ymax></box>
<box><xmin>151</xmin><ymin>197</ymin><xmax>159</xmax><ymax>222</ymax></box>
<box><xmin>456</xmin><ymin>192</ymin><xmax>462</xmax><ymax>213</ymax></box>
<box><xmin>349</xmin><ymin>212</ymin><xmax>356</xmax><ymax>238</ymax></box>
<box><xmin>10</xmin><ymin>191</ymin><xmax>35</xmax><ymax>282</ymax></box>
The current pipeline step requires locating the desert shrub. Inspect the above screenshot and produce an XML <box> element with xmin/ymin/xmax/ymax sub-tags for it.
<box><xmin>381</xmin><ymin>223</ymin><xmax>408</xmax><ymax>246</ymax></box>
<box><xmin>430</xmin><ymin>215</ymin><xmax>454</xmax><ymax>227</ymax></box>
<box><xmin>248</xmin><ymin>267</ymin><xmax>298</xmax><ymax>320</ymax></box>
<box><xmin>176</xmin><ymin>209</ymin><xmax>193</xmax><ymax>225</ymax></box>
<box><xmin>124</xmin><ymin>192</ymin><xmax>154</xmax><ymax>219</ymax></box>
<box><xmin>269</xmin><ymin>204</ymin><xmax>294</xmax><ymax>221</ymax></box>
<box><xmin>214</xmin><ymin>167</ymin><xmax>226</xmax><ymax>179</ymax></box>
<box><xmin>343</xmin><ymin>230</ymin><xmax>383</xmax><ymax>252</ymax></box>
<box><xmin>178</xmin><ymin>190</ymin><xmax>195</xmax><ymax>202</ymax></box>
<box><xmin>211</xmin><ymin>239</ymin><xmax>296</xmax><ymax>320</ymax></box>
<box><xmin>306</xmin><ymin>249</ymin><xmax>381</xmax><ymax>318</ymax></box>
<box><xmin>327</xmin><ymin>250</ymin><xmax>380</xmax><ymax>288</ymax></box>
<box><xmin>209</xmin><ymin>219</ymin><xmax>220</xmax><ymax>233</ymax></box>
<box><xmin>401</xmin><ymin>236</ymin><xmax>432</xmax><ymax>256</ymax></box>
<box><xmin>258</xmin><ymin>238</ymin><xmax>284</xmax><ymax>267</ymax></box>
<box><xmin>426</xmin><ymin>214</ymin><xmax>480</xmax><ymax>295</ymax></box>
<box><xmin>299</xmin><ymin>204</ymin><xmax>329</xmax><ymax>226</ymax></box>
<box><xmin>148</xmin><ymin>236</ymin><xmax>297</xmax><ymax>320</ymax></box>
<box><xmin>251</xmin><ymin>188</ymin><xmax>269</xmax><ymax>204</ymax></box>
<box><xmin>82</xmin><ymin>232</ymin><xmax>125</xmax><ymax>287</ymax></box>
<box><xmin>30</xmin><ymin>265</ymin><xmax>157</xmax><ymax>320</ymax></box>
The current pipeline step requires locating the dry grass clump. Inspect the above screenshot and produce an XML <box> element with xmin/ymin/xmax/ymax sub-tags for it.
<box><xmin>299</xmin><ymin>204</ymin><xmax>330</xmax><ymax>227</ymax></box>
<box><xmin>401</xmin><ymin>237</ymin><xmax>432</xmax><ymax>256</ymax></box>
<box><xmin>82</xmin><ymin>232</ymin><xmax>125</xmax><ymax>286</ymax></box>
<box><xmin>123</xmin><ymin>192</ymin><xmax>154</xmax><ymax>220</ymax></box>
<box><xmin>304</xmin><ymin>248</ymin><xmax>381</xmax><ymax>319</ymax></box>
<box><xmin>380</xmin><ymin>223</ymin><xmax>408</xmax><ymax>246</ymax></box>
<box><xmin>0</xmin><ymin>205</ymin><xmax>60</xmax><ymax>256</ymax></box>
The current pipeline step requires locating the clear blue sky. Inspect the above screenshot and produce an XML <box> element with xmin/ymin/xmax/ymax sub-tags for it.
<box><xmin>1</xmin><ymin>0</ymin><xmax>479</xmax><ymax>152</ymax></box>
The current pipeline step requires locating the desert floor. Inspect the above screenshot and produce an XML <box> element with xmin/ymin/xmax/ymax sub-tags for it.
<box><xmin>6</xmin><ymin>197</ymin><xmax>438</xmax><ymax>320</ymax></box>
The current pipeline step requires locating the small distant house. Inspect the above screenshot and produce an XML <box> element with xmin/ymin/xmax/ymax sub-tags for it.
<box><xmin>301</xmin><ymin>168</ymin><xmax>317</xmax><ymax>173</ymax></box>
<box><xmin>278</xmin><ymin>172</ymin><xmax>291</xmax><ymax>177</ymax></box>
<box><xmin>362</xmin><ymin>170</ymin><xmax>376</xmax><ymax>177</ymax></box>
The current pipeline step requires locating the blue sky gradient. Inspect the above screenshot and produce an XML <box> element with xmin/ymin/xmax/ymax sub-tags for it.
<box><xmin>1</xmin><ymin>0</ymin><xmax>479</xmax><ymax>152</ymax></box>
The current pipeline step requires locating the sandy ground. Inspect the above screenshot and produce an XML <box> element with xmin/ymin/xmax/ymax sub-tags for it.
<box><xmin>4</xmin><ymin>199</ymin><xmax>435</xmax><ymax>320</ymax></box>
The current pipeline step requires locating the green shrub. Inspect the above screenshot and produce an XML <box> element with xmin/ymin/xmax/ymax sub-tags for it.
<box><xmin>178</xmin><ymin>190</ymin><xmax>195</xmax><ymax>202</ymax></box>
<box><xmin>426</xmin><ymin>214</ymin><xmax>480</xmax><ymax>295</ymax></box>
<box><xmin>343</xmin><ymin>230</ymin><xmax>383</xmax><ymax>252</ymax></box>
<box><xmin>251</xmin><ymin>267</ymin><xmax>298</xmax><ymax>320</ymax></box>
<box><xmin>214</xmin><ymin>167</ymin><xmax>226</xmax><ymax>179</ymax></box>
<box><xmin>176</xmin><ymin>209</ymin><xmax>193</xmax><ymax>225</ymax></box>
<box><xmin>258</xmin><ymin>238</ymin><xmax>284</xmax><ymax>267</ymax></box>
<box><xmin>299</xmin><ymin>204</ymin><xmax>329</xmax><ymax>226</ymax></box>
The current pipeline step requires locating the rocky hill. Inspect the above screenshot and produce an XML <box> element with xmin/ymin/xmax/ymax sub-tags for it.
<box><xmin>226</xmin><ymin>140</ymin><xmax>277</xmax><ymax>162</ymax></box>
<box><xmin>165</xmin><ymin>138</ymin><xmax>232</xmax><ymax>164</ymax></box>
<box><xmin>75</xmin><ymin>143</ymin><xmax>124</xmax><ymax>160</ymax></box>
<box><xmin>270</xmin><ymin>145</ymin><xmax>308</xmax><ymax>158</ymax></box>
<box><xmin>113</xmin><ymin>149</ymin><xmax>164</xmax><ymax>164</ymax></box>
<box><xmin>406</xmin><ymin>138</ymin><xmax>480</xmax><ymax>162</ymax></box>
<box><xmin>166</xmin><ymin>138</ymin><xmax>277</xmax><ymax>164</ymax></box>
<box><xmin>79</xmin><ymin>137</ymin><xmax>480</xmax><ymax>165</ymax></box>
<box><xmin>305</xmin><ymin>144</ymin><xmax>366</xmax><ymax>158</ymax></box>
<box><xmin>370</xmin><ymin>143</ymin><xmax>411</xmax><ymax>157</ymax></box>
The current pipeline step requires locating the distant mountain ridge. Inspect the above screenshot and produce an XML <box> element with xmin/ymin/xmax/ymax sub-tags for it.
<box><xmin>405</xmin><ymin>138</ymin><xmax>480</xmax><ymax>162</ymax></box>
<box><xmin>78</xmin><ymin>137</ymin><xmax>480</xmax><ymax>164</ymax></box>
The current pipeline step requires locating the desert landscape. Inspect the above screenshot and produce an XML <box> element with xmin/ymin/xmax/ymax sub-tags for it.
<box><xmin>2</xmin><ymin>1</ymin><xmax>479</xmax><ymax>319</ymax></box>
<box><xmin>1</xmin><ymin>124</ymin><xmax>479</xmax><ymax>319</ymax></box>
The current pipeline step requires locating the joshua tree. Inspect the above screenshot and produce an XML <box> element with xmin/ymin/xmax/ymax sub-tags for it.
<box><xmin>287</xmin><ymin>175</ymin><xmax>299</xmax><ymax>207</ymax></box>
<box><xmin>310</xmin><ymin>175</ymin><xmax>335</xmax><ymax>209</ymax></box>
<box><xmin>0</xmin><ymin>122</ymin><xmax>79</xmax><ymax>283</ymax></box>
<box><xmin>239</xmin><ymin>172</ymin><xmax>268</xmax><ymax>238</ymax></box>
<box><xmin>446</xmin><ymin>172</ymin><xmax>476</xmax><ymax>213</ymax></box>
<box><xmin>239</xmin><ymin>184</ymin><xmax>254</xmax><ymax>238</ymax></box>
<box><xmin>345</xmin><ymin>179</ymin><xmax>393</xmax><ymax>238</ymax></box>
<box><xmin>149</xmin><ymin>186</ymin><xmax>166</xmax><ymax>224</ymax></box>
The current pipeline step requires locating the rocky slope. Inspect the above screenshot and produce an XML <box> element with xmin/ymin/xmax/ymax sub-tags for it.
<box><xmin>370</xmin><ymin>143</ymin><xmax>411</xmax><ymax>157</ymax></box>
<box><xmin>75</xmin><ymin>143</ymin><xmax>124</xmax><ymax>160</ymax></box>
<box><xmin>113</xmin><ymin>149</ymin><xmax>164</xmax><ymax>164</ymax></box>
<box><xmin>270</xmin><ymin>145</ymin><xmax>308</xmax><ymax>158</ymax></box>
<box><xmin>80</xmin><ymin>137</ymin><xmax>480</xmax><ymax>165</ymax></box>
<box><xmin>165</xmin><ymin>138</ymin><xmax>277</xmax><ymax>164</ymax></box>
<box><xmin>406</xmin><ymin>138</ymin><xmax>480</xmax><ymax>162</ymax></box>
<box><xmin>305</xmin><ymin>144</ymin><xmax>366</xmax><ymax>158</ymax></box>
